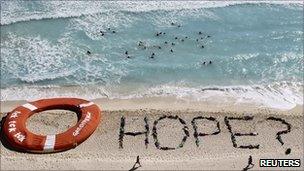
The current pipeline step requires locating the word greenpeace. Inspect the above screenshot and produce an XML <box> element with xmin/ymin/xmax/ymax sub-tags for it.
<box><xmin>260</xmin><ymin>159</ymin><xmax>301</xmax><ymax>167</ymax></box>
<box><xmin>73</xmin><ymin>112</ymin><xmax>91</xmax><ymax>136</ymax></box>
<box><xmin>118</xmin><ymin>115</ymin><xmax>291</xmax><ymax>152</ymax></box>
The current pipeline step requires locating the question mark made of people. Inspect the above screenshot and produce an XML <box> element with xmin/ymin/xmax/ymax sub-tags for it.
<box><xmin>266</xmin><ymin>117</ymin><xmax>292</xmax><ymax>155</ymax></box>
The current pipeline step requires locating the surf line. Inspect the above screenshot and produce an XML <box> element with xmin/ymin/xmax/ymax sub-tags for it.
<box><xmin>118</xmin><ymin>115</ymin><xmax>292</xmax><ymax>153</ymax></box>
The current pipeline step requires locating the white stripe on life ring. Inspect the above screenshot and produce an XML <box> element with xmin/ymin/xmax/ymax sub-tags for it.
<box><xmin>22</xmin><ymin>103</ymin><xmax>38</xmax><ymax>111</ymax></box>
<box><xmin>79</xmin><ymin>102</ymin><xmax>94</xmax><ymax>108</ymax></box>
<box><xmin>44</xmin><ymin>135</ymin><xmax>56</xmax><ymax>152</ymax></box>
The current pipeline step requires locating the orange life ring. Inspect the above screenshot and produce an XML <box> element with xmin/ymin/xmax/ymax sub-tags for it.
<box><xmin>2</xmin><ymin>98</ymin><xmax>101</xmax><ymax>153</ymax></box>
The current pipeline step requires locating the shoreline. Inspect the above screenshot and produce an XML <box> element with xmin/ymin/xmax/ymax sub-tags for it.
<box><xmin>1</xmin><ymin>96</ymin><xmax>302</xmax><ymax>116</ymax></box>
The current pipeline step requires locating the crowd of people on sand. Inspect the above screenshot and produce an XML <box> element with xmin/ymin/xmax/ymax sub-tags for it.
<box><xmin>86</xmin><ymin>22</ymin><xmax>213</xmax><ymax>67</ymax></box>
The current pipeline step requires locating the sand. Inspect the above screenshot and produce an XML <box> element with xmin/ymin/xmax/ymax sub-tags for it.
<box><xmin>0</xmin><ymin>98</ymin><xmax>303</xmax><ymax>170</ymax></box>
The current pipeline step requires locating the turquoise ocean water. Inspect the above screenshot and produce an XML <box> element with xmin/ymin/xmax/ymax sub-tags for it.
<box><xmin>1</xmin><ymin>1</ymin><xmax>303</xmax><ymax>110</ymax></box>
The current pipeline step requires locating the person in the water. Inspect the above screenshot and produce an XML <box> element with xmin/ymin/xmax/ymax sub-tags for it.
<box><xmin>125</xmin><ymin>51</ymin><xmax>128</xmax><ymax>55</ymax></box>
<box><xmin>138</xmin><ymin>41</ymin><xmax>146</xmax><ymax>49</ymax></box>
<box><xmin>171</xmin><ymin>42</ymin><xmax>175</xmax><ymax>46</ymax></box>
<box><xmin>165</xmin><ymin>41</ymin><xmax>168</xmax><ymax>44</ymax></box>
<box><xmin>199</xmin><ymin>31</ymin><xmax>202</xmax><ymax>35</ymax></box>
<box><xmin>87</xmin><ymin>51</ymin><xmax>91</xmax><ymax>55</ymax></box>
<box><xmin>138</xmin><ymin>41</ymin><xmax>143</xmax><ymax>46</ymax></box>
<box><xmin>201</xmin><ymin>45</ymin><xmax>204</xmax><ymax>48</ymax></box>
<box><xmin>112</xmin><ymin>31</ymin><xmax>116</xmax><ymax>33</ymax></box>
<box><xmin>170</xmin><ymin>49</ymin><xmax>173</xmax><ymax>53</ymax></box>
<box><xmin>209</xmin><ymin>61</ymin><xmax>212</xmax><ymax>64</ymax></box>
<box><xmin>150</xmin><ymin>53</ymin><xmax>155</xmax><ymax>58</ymax></box>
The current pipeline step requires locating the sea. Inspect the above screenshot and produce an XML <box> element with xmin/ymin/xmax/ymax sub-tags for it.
<box><xmin>1</xmin><ymin>1</ymin><xmax>303</xmax><ymax>110</ymax></box>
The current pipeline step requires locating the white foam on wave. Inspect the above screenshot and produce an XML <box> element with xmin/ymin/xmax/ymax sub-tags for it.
<box><xmin>123</xmin><ymin>82</ymin><xmax>303</xmax><ymax>110</ymax></box>
<box><xmin>1</xmin><ymin>1</ymin><xmax>302</xmax><ymax>25</ymax></box>
<box><xmin>1</xmin><ymin>32</ymin><xmax>129</xmax><ymax>85</ymax></box>
<box><xmin>1</xmin><ymin>33</ymin><xmax>76</xmax><ymax>83</ymax></box>
<box><xmin>1</xmin><ymin>82</ymin><xmax>302</xmax><ymax>111</ymax></box>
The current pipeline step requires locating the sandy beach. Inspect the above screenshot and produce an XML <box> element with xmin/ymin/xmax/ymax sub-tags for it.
<box><xmin>1</xmin><ymin>98</ymin><xmax>303</xmax><ymax>170</ymax></box>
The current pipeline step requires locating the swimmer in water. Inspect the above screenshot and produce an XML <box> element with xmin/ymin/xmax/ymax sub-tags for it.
<box><xmin>171</xmin><ymin>22</ymin><xmax>175</xmax><ymax>26</ymax></box>
<box><xmin>209</xmin><ymin>61</ymin><xmax>212</xmax><ymax>64</ymax></box>
<box><xmin>138</xmin><ymin>41</ymin><xmax>143</xmax><ymax>46</ymax></box>
<box><xmin>175</xmin><ymin>37</ymin><xmax>178</xmax><ymax>40</ymax></box>
<box><xmin>203</xmin><ymin>61</ymin><xmax>206</xmax><ymax>65</ymax></box>
<box><xmin>165</xmin><ymin>41</ymin><xmax>168</xmax><ymax>44</ymax></box>
<box><xmin>170</xmin><ymin>49</ymin><xmax>173</xmax><ymax>53</ymax></box>
<box><xmin>151</xmin><ymin>53</ymin><xmax>155</xmax><ymax>58</ymax></box>
<box><xmin>196</xmin><ymin>39</ymin><xmax>199</xmax><ymax>42</ymax></box>
<box><xmin>199</xmin><ymin>31</ymin><xmax>202</xmax><ymax>35</ymax></box>
<box><xmin>125</xmin><ymin>51</ymin><xmax>128</xmax><ymax>55</ymax></box>
<box><xmin>87</xmin><ymin>51</ymin><xmax>91</xmax><ymax>55</ymax></box>
<box><xmin>201</xmin><ymin>45</ymin><xmax>204</xmax><ymax>48</ymax></box>
<box><xmin>181</xmin><ymin>39</ymin><xmax>184</xmax><ymax>42</ymax></box>
<box><xmin>107</xmin><ymin>28</ymin><xmax>111</xmax><ymax>31</ymax></box>
<box><xmin>112</xmin><ymin>31</ymin><xmax>116</xmax><ymax>33</ymax></box>
<box><xmin>172</xmin><ymin>42</ymin><xmax>175</xmax><ymax>46</ymax></box>
<box><xmin>177</xmin><ymin>24</ymin><xmax>181</xmax><ymax>28</ymax></box>
<box><xmin>207</xmin><ymin>35</ymin><xmax>211</xmax><ymax>38</ymax></box>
